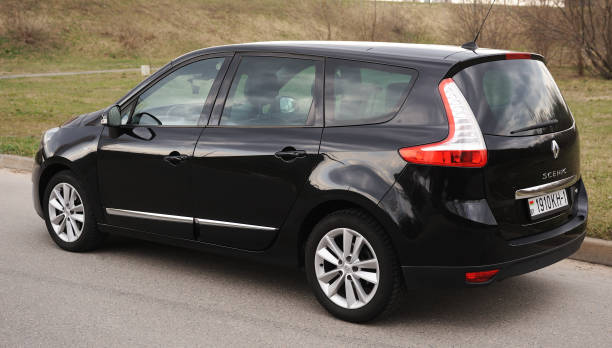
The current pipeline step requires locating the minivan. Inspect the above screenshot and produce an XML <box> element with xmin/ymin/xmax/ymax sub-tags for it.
<box><xmin>32</xmin><ymin>41</ymin><xmax>588</xmax><ymax>322</ymax></box>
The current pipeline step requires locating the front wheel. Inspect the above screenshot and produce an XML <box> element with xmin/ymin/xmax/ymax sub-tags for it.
<box><xmin>305</xmin><ymin>209</ymin><xmax>402</xmax><ymax>322</ymax></box>
<box><xmin>43</xmin><ymin>170</ymin><xmax>105</xmax><ymax>251</ymax></box>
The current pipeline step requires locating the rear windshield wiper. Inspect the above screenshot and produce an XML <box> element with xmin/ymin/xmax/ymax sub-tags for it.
<box><xmin>510</xmin><ymin>119</ymin><xmax>558</xmax><ymax>134</ymax></box>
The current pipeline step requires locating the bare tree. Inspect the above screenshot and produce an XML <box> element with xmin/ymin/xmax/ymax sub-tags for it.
<box><xmin>555</xmin><ymin>0</ymin><xmax>612</xmax><ymax>78</ymax></box>
<box><xmin>525</xmin><ymin>0</ymin><xmax>612</xmax><ymax>78</ymax></box>
<box><xmin>371</xmin><ymin>0</ymin><xmax>378</xmax><ymax>41</ymax></box>
<box><xmin>301</xmin><ymin>0</ymin><xmax>349</xmax><ymax>40</ymax></box>
<box><xmin>452</xmin><ymin>1</ymin><xmax>518</xmax><ymax>49</ymax></box>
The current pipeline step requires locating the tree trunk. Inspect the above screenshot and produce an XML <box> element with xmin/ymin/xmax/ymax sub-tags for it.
<box><xmin>577</xmin><ymin>48</ymin><xmax>584</xmax><ymax>76</ymax></box>
<box><xmin>371</xmin><ymin>0</ymin><xmax>377</xmax><ymax>41</ymax></box>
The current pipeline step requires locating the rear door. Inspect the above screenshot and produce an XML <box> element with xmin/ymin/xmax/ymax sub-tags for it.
<box><xmin>452</xmin><ymin>58</ymin><xmax>580</xmax><ymax>240</ymax></box>
<box><xmin>191</xmin><ymin>54</ymin><xmax>324</xmax><ymax>250</ymax></box>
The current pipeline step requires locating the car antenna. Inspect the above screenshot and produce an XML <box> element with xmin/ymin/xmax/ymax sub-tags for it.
<box><xmin>461</xmin><ymin>0</ymin><xmax>496</xmax><ymax>51</ymax></box>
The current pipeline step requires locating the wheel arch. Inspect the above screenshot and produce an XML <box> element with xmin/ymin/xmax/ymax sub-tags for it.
<box><xmin>38</xmin><ymin>159</ymin><xmax>74</xmax><ymax>211</ymax></box>
<box><xmin>296</xmin><ymin>195</ymin><xmax>400</xmax><ymax>268</ymax></box>
<box><xmin>37</xmin><ymin>155</ymin><xmax>105</xmax><ymax>223</ymax></box>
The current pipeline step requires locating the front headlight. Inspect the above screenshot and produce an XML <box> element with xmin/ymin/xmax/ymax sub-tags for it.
<box><xmin>41</xmin><ymin>127</ymin><xmax>60</xmax><ymax>158</ymax></box>
<box><xmin>42</xmin><ymin>127</ymin><xmax>59</xmax><ymax>146</ymax></box>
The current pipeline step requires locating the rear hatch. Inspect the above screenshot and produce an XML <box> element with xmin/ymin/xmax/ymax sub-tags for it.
<box><xmin>452</xmin><ymin>57</ymin><xmax>580</xmax><ymax>240</ymax></box>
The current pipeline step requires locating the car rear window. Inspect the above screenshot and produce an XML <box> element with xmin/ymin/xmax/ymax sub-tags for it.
<box><xmin>452</xmin><ymin>59</ymin><xmax>573</xmax><ymax>136</ymax></box>
<box><xmin>325</xmin><ymin>59</ymin><xmax>415</xmax><ymax>126</ymax></box>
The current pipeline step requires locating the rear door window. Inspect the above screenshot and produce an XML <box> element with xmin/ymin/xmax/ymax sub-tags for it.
<box><xmin>453</xmin><ymin>59</ymin><xmax>573</xmax><ymax>136</ymax></box>
<box><xmin>219</xmin><ymin>56</ymin><xmax>319</xmax><ymax>126</ymax></box>
<box><xmin>325</xmin><ymin>59</ymin><xmax>415</xmax><ymax>126</ymax></box>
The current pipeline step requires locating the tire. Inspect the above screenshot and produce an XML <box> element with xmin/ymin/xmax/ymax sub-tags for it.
<box><xmin>305</xmin><ymin>209</ymin><xmax>402</xmax><ymax>323</ymax></box>
<box><xmin>43</xmin><ymin>170</ymin><xmax>105</xmax><ymax>251</ymax></box>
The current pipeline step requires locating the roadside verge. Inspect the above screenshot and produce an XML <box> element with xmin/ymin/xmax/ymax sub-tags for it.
<box><xmin>572</xmin><ymin>237</ymin><xmax>612</xmax><ymax>266</ymax></box>
<box><xmin>1</xmin><ymin>154</ymin><xmax>610</xmax><ymax>266</ymax></box>
<box><xmin>0</xmin><ymin>154</ymin><xmax>34</xmax><ymax>171</ymax></box>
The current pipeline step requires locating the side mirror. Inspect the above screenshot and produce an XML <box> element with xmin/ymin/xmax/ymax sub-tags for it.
<box><xmin>102</xmin><ymin>105</ymin><xmax>121</xmax><ymax>127</ymax></box>
<box><xmin>279</xmin><ymin>96</ymin><xmax>297</xmax><ymax>114</ymax></box>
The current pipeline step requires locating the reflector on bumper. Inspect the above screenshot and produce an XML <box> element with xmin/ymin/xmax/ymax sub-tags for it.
<box><xmin>465</xmin><ymin>269</ymin><xmax>499</xmax><ymax>283</ymax></box>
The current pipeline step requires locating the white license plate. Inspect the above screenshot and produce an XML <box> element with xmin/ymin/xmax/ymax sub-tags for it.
<box><xmin>528</xmin><ymin>189</ymin><xmax>569</xmax><ymax>218</ymax></box>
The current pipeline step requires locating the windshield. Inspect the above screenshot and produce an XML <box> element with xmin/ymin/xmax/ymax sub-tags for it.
<box><xmin>453</xmin><ymin>59</ymin><xmax>573</xmax><ymax>136</ymax></box>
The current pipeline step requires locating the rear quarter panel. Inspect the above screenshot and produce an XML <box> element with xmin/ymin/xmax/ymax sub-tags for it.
<box><xmin>275</xmin><ymin>65</ymin><xmax>451</xmax><ymax>265</ymax></box>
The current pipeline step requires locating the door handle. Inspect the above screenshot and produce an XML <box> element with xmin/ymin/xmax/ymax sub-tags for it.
<box><xmin>164</xmin><ymin>152</ymin><xmax>190</xmax><ymax>166</ymax></box>
<box><xmin>275</xmin><ymin>147</ymin><xmax>307</xmax><ymax>162</ymax></box>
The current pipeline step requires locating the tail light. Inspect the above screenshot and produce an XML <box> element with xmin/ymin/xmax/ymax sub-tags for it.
<box><xmin>465</xmin><ymin>269</ymin><xmax>499</xmax><ymax>283</ymax></box>
<box><xmin>399</xmin><ymin>78</ymin><xmax>487</xmax><ymax>167</ymax></box>
<box><xmin>505</xmin><ymin>53</ymin><xmax>532</xmax><ymax>60</ymax></box>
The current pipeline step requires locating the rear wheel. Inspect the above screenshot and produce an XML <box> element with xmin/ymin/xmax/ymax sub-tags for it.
<box><xmin>43</xmin><ymin>170</ymin><xmax>105</xmax><ymax>251</ymax></box>
<box><xmin>305</xmin><ymin>209</ymin><xmax>402</xmax><ymax>322</ymax></box>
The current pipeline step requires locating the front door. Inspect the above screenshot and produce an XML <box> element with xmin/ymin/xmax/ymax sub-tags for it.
<box><xmin>192</xmin><ymin>54</ymin><xmax>324</xmax><ymax>250</ymax></box>
<box><xmin>98</xmin><ymin>56</ymin><xmax>229</xmax><ymax>239</ymax></box>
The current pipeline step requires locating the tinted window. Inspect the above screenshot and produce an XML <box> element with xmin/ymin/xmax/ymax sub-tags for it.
<box><xmin>453</xmin><ymin>59</ymin><xmax>573</xmax><ymax>136</ymax></box>
<box><xmin>325</xmin><ymin>59</ymin><xmax>415</xmax><ymax>126</ymax></box>
<box><xmin>130</xmin><ymin>58</ymin><xmax>224</xmax><ymax>126</ymax></box>
<box><xmin>220</xmin><ymin>56</ymin><xmax>318</xmax><ymax>126</ymax></box>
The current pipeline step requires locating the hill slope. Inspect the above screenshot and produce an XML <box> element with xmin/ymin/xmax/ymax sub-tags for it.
<box><xmin>0</xmin><ymin>0</ymin><xmax>454</xmax><ymax>73</ymax></box>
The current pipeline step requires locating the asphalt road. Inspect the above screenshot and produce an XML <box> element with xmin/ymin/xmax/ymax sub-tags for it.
<box><xmin>1</xmin><ymin>168</ymin><xmax>610</xmax><ymax>347</ymax></box>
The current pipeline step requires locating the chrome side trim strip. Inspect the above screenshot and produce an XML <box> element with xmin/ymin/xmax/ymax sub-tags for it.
<box><xmin>105</xmin><ymin>208</ymin><xmax>278</xmax><ymax>230</ymax></box>
<box><xmin>515</xmin><ymin>175</ymin><xmax>578</xmax><ymax>199</ymax></box>
<box><xmin>195</xmin><ymin>218</ymin><xmax>278</xmax><ymax>231</ymax></box>
<box><xmin>105</xmin><ymin>208</ymin><xmax>193</xmax><ymax>223</ymax></box>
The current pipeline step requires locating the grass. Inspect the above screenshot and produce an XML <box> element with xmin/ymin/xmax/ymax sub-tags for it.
<box><xmin>0</xmin><ymin>71</ymin><xmax>143</xmax><ymax>156</ymax></box>
<box><xmin>0</xmin><ymin>56</ymin><xmax>170</xmax><ymax>76</ymax></box>
<box><xmin>0</xmin><ymin>67</ymin><xmax>609</xmax><ymax>240</ymax></box>
<box><xmin>0</xmin><ymin>135</ymin><xmax>39</xmax><ymax>156</ymax></box>
<box><xmin>0</xmin><ymin>0</ymin><xmax>454</xmax><ymax>75</ymax></box>
<box><xmin>552</xmin><ymin>68</ymin><xmax>612</xmax><ymax>240</ymax></box>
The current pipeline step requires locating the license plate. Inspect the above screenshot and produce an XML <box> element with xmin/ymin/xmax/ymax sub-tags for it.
<box><xmin>528</xmin><ymin>189</ymin><xmax>569</xmax><ymax>218</ymax></box>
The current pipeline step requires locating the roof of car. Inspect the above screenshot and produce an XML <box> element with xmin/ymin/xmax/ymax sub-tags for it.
<box><xmin>178</xmin><ymin>41</ymin><xmax>512</xmax><ymax>65</ymax></box>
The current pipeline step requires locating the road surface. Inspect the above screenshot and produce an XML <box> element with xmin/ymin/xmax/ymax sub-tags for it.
<box><xmin>0</xmin><ymin>168</ymin><xmax>610</xmax><ymax>347</ymax></box>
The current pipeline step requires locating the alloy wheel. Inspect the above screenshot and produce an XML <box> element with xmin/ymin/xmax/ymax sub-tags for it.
<box><xmin>48</xmin><ymin>183</ymin><xmax>85</xmax><ymax>243</ymax></box>
<box><xmin>314</xmin><ymin>228</ymin><xmax>380</xmax><ymax>309</ymax></box>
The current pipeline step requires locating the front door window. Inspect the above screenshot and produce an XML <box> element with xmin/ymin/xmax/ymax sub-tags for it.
<box><xmin>131</xmin><ymin>58</ymin><xmax>225</xmax><ymax>126</ymax></box>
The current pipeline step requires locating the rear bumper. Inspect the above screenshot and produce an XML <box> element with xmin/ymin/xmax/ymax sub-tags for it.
<box><xmin>398</xmin><ymin>179</ymin><xmax>588</xmax><ymax>288</ymax></box>
<box><xmin>402</xmin><ymin>228</ymin><xmax>585</xmax><ymax>288</ymax></box>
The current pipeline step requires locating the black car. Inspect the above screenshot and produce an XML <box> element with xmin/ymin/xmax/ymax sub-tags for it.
<box><xmin>32</xmin><ymin>41</ymin><xmax>588</xmax><ymax>322</ymax></box>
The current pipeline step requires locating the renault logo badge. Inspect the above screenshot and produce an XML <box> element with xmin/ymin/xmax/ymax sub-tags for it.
<box><xmin>551</xmin><ymin>140</ymin><xmax>560</xmax><ymax>159</ymax></box>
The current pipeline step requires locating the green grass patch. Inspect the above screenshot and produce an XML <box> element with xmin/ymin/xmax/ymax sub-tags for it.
<box><xmin>552</xmin><ymin>69</ymin><xmax>612</xmax><ymax>240</ymax></box>
<box><xmin>0</xmin><ymin>136</ymin><xmax>39</xmax><ymax>157</ymax></box>
<box><xmin>0</xmin><ymin>71</ymin><xmax>143</xmax><ymax>141</ymax></box>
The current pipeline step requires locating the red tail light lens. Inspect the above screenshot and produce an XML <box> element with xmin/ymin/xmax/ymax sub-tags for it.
<box><xmin>465</xmin><ymin>269</ymin><xmax>499</xmax><ymax>283</ymax></box>
<box><xmin>399</xmin><ymin>78</ymin><xmax>487</xmax><ymax>167</ymax></box>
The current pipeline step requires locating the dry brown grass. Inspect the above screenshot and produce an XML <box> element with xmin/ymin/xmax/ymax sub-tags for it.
<box><xmin>0</xmin><ymin>1</ymin><xmax>456</xmax><ymax>65</ymax></box>
<box><xmin>0</xmin><ymin>1</ymin><xmax>58</xmax><ymax>48</ymax></box>
<box><xmin>0</xmin><ymin>0</ymin><xmax>596</xmax><ymax>70</ymax></box>
<box><xmin>0</xmin><ymin>0</ymin><xmax>591</xmax><ymax>74</ymax></box>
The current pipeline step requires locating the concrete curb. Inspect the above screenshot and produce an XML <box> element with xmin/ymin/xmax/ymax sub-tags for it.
<box><xmin>0</xmin><ymin>154</ymin><xmax>610</xmax><ymax>266</ymax></box>
<box><xmin>571</xmin><ymin>237</ymin><xmax>612</xmax><ymax>266</ymax></box>
<box><xmin>0</xmin><ymin>154</ymin><xmax>34</xmax><ymax>171</ymax></box>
